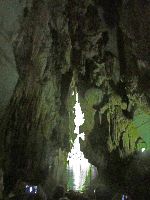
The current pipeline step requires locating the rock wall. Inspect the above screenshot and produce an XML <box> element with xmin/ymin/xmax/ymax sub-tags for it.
<box><xmin>0</xmin><ymin>0</ymin><xmax>24</xmax><ymax>118</ymax></box>
<box><xmin>0</xmin><ymin>0</ymin><xmax>149</xmax><ymax>198</ymax></box>
<box><xmin>73</xmin><ymin>0</ymin><xmax>150</xmax><ymax>197</ymax></box>
<box><xmin>0</xmin><ymin>0</ymin><xmax>73</xmax><ymax>194</ymax></box>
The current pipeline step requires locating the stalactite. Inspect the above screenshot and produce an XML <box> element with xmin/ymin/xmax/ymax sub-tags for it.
<box><xmin>0</xmin><ymin>0</ymin><xmax>149</xmax><ymax>197</ymax></box>
<box><xmin>99</xmin><ymin>111</ymin><xmax>102</xmax><ymax>125</ymax></box>
<box><xmin>114</xmin><ymin>106</ymin><xmax>117</xmax><ymax>143</ymax></box>
<box><xmin>108</xmin><ymin>111</ymin><xmax>111</xmax><ymax>137</ymax></box>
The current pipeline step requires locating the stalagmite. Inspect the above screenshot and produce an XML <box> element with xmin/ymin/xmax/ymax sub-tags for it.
<box><xmin>0</xmin><ymin>0</ymin><xmax>149</xmax><ymax>199</ymax></box>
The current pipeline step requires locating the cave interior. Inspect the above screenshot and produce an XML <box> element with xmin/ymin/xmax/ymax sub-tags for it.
<box><xmin>0</xmin><ymin>0</ymin><xmax>150</xmax><ymax>200</ymax></box>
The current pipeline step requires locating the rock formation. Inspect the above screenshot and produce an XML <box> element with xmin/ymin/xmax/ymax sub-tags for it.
<box><xmin>0</xmin><ymin>0</ymin><xmax>149</xmax><ymax>199</ymax></box>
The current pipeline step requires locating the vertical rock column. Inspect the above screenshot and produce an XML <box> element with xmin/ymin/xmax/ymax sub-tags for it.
<box><xmin>0</xmin><ymin>0</ymin><xmax>71</xmax><ymax>193</ymax></box>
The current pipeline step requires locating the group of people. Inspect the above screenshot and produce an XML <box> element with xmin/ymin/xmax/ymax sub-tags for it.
<box><xmin>7</xmin><ymin>182</ymin><xmax>132</xmax><ymax>200</ymax></box>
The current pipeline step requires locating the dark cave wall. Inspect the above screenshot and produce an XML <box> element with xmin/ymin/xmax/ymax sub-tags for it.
<box><xmin>0</xmin><ymin>0</ymin><xmax>149</xmax><ymax>198</ymax></box>
<box><xmin>0</xmin><ymin>0</ymin><xmax>24</xmax><ymax>119</ymax></box>
<box><xmin>69</xmin><ymin>0</ymin><xmax>150</xmax><ymax>197</ymax></box>
<box><xmin>0</xmin><ymin>0</ymin><xmax>73</xmax><ymax>193</ymax></box>
<box><xmin>0</xmin><ymin>1</ymin><xmax>25</xmax><ymax>196</ymax></box>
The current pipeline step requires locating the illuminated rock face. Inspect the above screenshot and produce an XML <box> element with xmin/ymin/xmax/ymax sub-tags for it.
<box><xmin>0</xmin><ymin>0</ymin><xmax>149</xmax><ymax>198</ymax></box>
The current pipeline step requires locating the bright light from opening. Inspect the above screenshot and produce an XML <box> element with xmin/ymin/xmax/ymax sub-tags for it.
<box><xmin>141</xmin><ymin>148</ymin><xmax>146</xmax><ymax>152</ymax></box>
<box><xmin>67</xmin><ymin>92</ymin><xmax>92</xmax><ymax>191</ymax></box>
<box><xmin>29</xmin><ymin>187</ymin><xmax>33</xmax><ymax>193</ymax></box>
<box><xmin>73</xmin><ymin>93</ymin><xmax>85</xmax><ymax>134</ymax></box>
<box><xmin>122</xmin><ymin>194</ymin><xmax>128</xmax><ymax>200</ymax></box>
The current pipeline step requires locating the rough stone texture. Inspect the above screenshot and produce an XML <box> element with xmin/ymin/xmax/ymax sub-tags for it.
<box><xmin>0</xmin><ymin>169</ymin><xmax>4</xmax><ymax>199</ymax></box>
<box><xmin>0</xmin><ymin>0</ymin><xmax>149</xmax><ymax>199</ymax></box>
<box><xmin>0</xmin><ymin>0</ymin><xmax>73</xmax><ymax>195</ymax></box>
<box><xmin>0</xmin><ymin>0</ymin><xmax>23</xmax><ymax>118</ymax></box>
<box><xmin>68</xmin><ymin>0</ymin><xmax>150</xmax><ymax>197</ymax></box>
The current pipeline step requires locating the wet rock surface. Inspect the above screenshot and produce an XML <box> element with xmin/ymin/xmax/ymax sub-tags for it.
<box><xmin>0</xmin><ymin>0</ymin><xmax>149</xmax><ymax>199</ymax></box>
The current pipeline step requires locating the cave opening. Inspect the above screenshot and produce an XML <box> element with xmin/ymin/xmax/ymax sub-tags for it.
<box><xmin>0</xmin><ymin>0</ymin><xmax>150</xmax><ymax>199</ymax></box>
<box><xmin>66</xmin><ymin>92</ymin><xmax>97</xmax><ymax>192</ymax></box>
